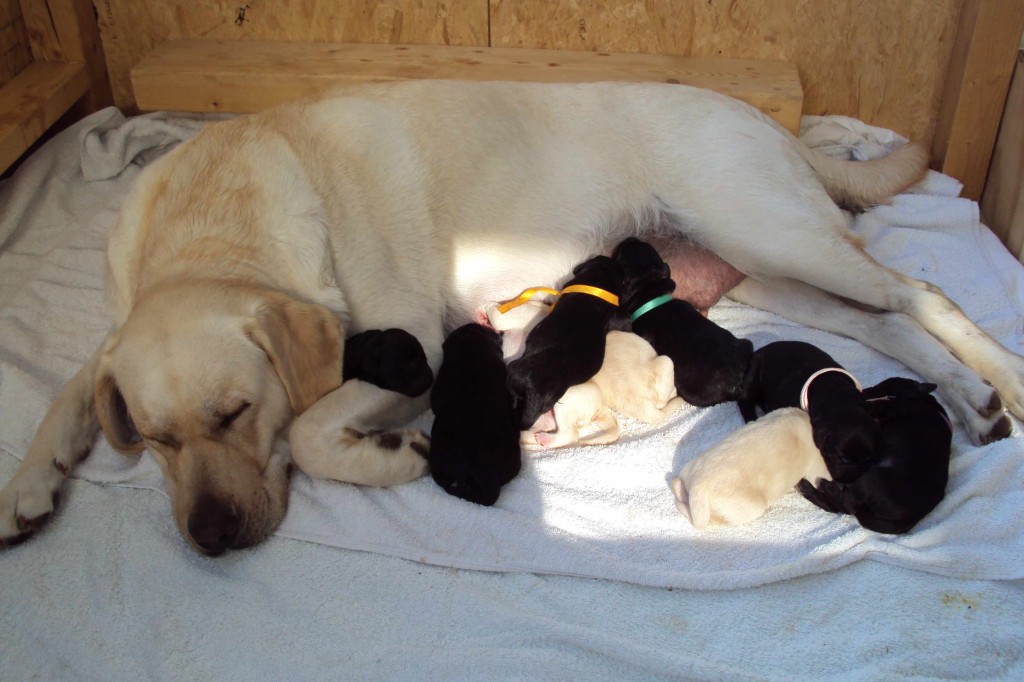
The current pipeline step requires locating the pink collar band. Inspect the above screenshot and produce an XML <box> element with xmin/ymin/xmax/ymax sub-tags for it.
<box><xmin>799</xmin><ymin>368</ymin><xmax>862</xmax><ymax>411</ymax></box>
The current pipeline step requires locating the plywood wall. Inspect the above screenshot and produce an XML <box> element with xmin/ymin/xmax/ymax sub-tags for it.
<box><xmin>94</xmin><ymin>0</ymin><xmax>489</xmax><ymax>113</ymax></box>
<box><xmin>94</xmin><ymin>0</ymin><xmax>963</xmax><ymax>146</ymax></box>
<box><xmin>0</xmin><ymin>0</ymin><xmax>33</xmax><ymax>88</ymax></box>
<box><xmin>489</xmin><ymin>0</ymin><xmax>962</xmax><ymax>146</ymax></box>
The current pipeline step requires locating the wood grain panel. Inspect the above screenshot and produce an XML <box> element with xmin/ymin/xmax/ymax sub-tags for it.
<box><xmin>932</xmin><ymin>0</ymin><xmax>1024</xmax><ymax>200</ymax></box>
<box><xmin>0</xmin><ymin>40</ymin><xmax>32</xmax><ymax>86</ymax></box>
<box><xmin>18</xmin><ymin>0</ymin><xmax>64</xmax><ymax>61</ymax></box>
<box><xmin>981</xmin><ymin>52</ymin><xmax>1024</xmax><ymax>260</ymax></box>
<box><xmin>489</xmin><ymin>0</ymin><xmax>960</xmax><ymax>146</ymax></box>
<box><xmin>0</xmin><ymin>1</ymin><xmax>31</xmax><ymax>89</ymax></box>
<box><xmin>131</xmin><ymin>39</ymin><xmax>802</xmax><ymax>132</ymax></box>
<box><xmin>0</xmin><ymin>60</ymin><xmax>88</xmax><ymax>172</ymax></box>
<box><xmin>95</xmin><ymin>0</ymin><xmax>489</xmax><ymax>111</ymax></box>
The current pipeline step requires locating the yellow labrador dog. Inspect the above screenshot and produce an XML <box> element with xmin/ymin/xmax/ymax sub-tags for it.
<box><xmin>2</xmin><ymin>80</ymin><xmax>1021</xmax><ymax>554</ymax></box>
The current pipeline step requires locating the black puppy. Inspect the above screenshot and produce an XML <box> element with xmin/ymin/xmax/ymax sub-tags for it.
<box><xmin>612</xmin><ymin>237</ymin><xmax>752</xmax><ymax>407</ymax></box>
<box><xmin>429</xmin><ymin>323</ymin><xmax>521</xmax><ymax>506</ymax></box>
<box><xmin>797</xmin><ymin>378</ymin><xmax>951</xmax><ymax>534</ymax></box>
<box><xmin>343</xmin><ymin>328</ymin><xmax>434</xmax><ymax>397</ymax></box>
<box><xmin>506</xmin><ymin>254</ymin><xmax>626</xmax><ymax>429</ymax></box>
<box><xmin>737</xmin><ymin>340</ymin><xmax>878</xmax><ymax>482</ymax></box>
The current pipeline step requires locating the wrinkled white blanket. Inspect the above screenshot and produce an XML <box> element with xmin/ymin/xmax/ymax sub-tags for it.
<box><xmin>1</xmin><ymin>108</ymin><xmax>1021</xmax><ymax>591</ymax></box>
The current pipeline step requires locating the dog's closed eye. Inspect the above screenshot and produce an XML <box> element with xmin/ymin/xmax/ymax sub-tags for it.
<box><xmin>218</xmin><ymin>401</ymin><xmax>252</xmax><ymax>430</ymax></box>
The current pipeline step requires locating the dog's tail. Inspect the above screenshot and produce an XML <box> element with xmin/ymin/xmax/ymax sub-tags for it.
<box><xmin>796</xmin><ymin>141</ymin><xmax>930</xmax><ymax>211</ymax></box>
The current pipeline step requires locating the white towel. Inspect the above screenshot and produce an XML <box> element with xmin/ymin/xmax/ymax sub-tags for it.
<box><xmin>0</xmin><ymin>109</ymin><xmax>1021</xmax><ymax>590</ymax></box>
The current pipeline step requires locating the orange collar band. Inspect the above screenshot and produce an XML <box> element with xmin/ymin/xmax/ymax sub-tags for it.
<box><xmin>495</xmin><ymin>284</ymin><xmax>619</xmax><ymax>315</ymax></box>
<box><xmin>496</xmin><ymin>287</ymin><xmax>560</xmax><ymax>314</ymax></box>
<box><xmin>557</xmin><ymin>284</ymin><xmax>619</xmax><ymax>307</ymax></box>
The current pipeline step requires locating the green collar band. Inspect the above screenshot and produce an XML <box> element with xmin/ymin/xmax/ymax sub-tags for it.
<box><xmin>630</xmin><ymin>294</ymin><xmax>674</xmax><ymax>322</ymax></box>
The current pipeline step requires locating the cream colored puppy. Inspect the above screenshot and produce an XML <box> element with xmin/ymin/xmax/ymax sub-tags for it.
<box><xmin>523</xmin><ymin>331</ymin><xmax>684</xmax><ymax>448</ymax></box>
<box><xmin>671</xmin><ymin>408</ymin><xmax>831</xmax><ymax>529</ymax></box>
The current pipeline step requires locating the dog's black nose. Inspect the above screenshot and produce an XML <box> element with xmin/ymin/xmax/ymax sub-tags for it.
<box><xmin>187</xmin><ymin>496</ymin><xmax>240</xmax><ymax>556</ymax></box>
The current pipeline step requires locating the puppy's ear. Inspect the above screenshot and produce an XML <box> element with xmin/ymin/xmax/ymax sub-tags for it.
<box><xmin>246</xmin><ymin>298</ymin><xmax>344</xmax><ymax>414</ymax></box>
<box><xmin>919</xmin><ymin>382</ymin><xmax>938</xmax><ymax>394</ymax></box>
<box><xmin>94</xmin><ymin>366</ymin><xmax>145</xmax><ymax>455</ymax></box>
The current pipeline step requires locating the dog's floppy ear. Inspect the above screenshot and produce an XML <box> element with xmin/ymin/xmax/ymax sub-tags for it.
<box><xmin>94</xmin><ymin>357</ymin><xmax>146</xmax><ymax>455</ymax></box>
<box><xmin>246</xmin><ymin>297</ymin><xmax>344</xmax><ymax>414</ymax></box>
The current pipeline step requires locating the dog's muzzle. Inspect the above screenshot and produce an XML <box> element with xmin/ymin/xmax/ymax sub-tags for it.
<box><xmin>187</xmin><ymin>494</ymin><xmax>241</xmax><ymax>556</ymax></box>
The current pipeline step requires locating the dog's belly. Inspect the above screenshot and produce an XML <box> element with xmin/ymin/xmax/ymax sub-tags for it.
<box><xmin>657</xmin><ymin>239</ymin><xmax>746</xmax><ymax>312</ymax></box>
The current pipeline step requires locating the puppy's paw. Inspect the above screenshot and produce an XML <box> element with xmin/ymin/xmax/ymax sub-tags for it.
<box><xmin>530</xmin><ymin>410</ymin><xmax>557</xmax><ymax>434</ymax></box>
<box><xmin>519</xmin><ymin>431</ymin><xmax>543</xmax><ymax>449</ymax></box>
<box><xmin>339</xmin><ymin>427</ymin><xmax>430</xmax><ymax>486</ymax></box>
<box><xmin>0</xmin><ymin>463</ymin><xmax>65</xmax><ymax>547</ymax></box>
<box><xmin>533</xmin><ymin>431</ymin><xmax>557</xmax><ymax>449</ymax></box>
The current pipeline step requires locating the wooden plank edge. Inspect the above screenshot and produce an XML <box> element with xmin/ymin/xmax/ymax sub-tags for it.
<box><xmin>0</xmin><ymin>60</ymin><xmax>88</xmax><ymax>173</ymax></box>
<box><xmin>131</xmin><ymin>40</ymin><xmax>803</xmax><ymax>134</ymax></box>
<box><xmin>932</xmin><ymin>0</ymin><xmax>1024</xmax><ymax>200</ymax></box>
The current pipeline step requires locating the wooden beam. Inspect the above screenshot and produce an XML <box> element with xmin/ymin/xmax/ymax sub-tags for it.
<box><xmin>17</xmin><ymin>0</ymin><xmax>62</xmax><ymax>62</ymax></box>
<box><xmin>131</xmin><ymin>39</ymin><xmax>804</xmax><ymax>134</ymax></box>
<box><xmin>0</xmin><ymin>60</ymin><xmax>88</xmax><ymax>173</ymax></box>
<box><xmin>932</xmin><ymin>0</ymin><xmax>1024</xmax><ymax>200</ymax></box>
<box><xmin>44</xmin><ymin>0</ymin><xmax>112</xmax><ymax>111</ymax></box>
<box><xmin>981</xmin><ymin>51</ymin><xmax>1024</xmax><ymax>261</ymax></box>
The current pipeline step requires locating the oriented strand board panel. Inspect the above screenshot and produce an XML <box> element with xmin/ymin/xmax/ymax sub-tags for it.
<box><xmin>95</xmin><ymin>0</ymin><xmax>489</xmax><ymax>111</ymax></box>
<box><xmin>131</xmin><ymin>40</ymin><xmax>803</xmax><ymax>133</ymax></box>
<box><xmin>490</xmin><ymin>0</ymin><xmax>961</xmax><ymax>146</ymax></box>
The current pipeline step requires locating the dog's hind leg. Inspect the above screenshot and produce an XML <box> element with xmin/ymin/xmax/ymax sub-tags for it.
<box><xmin>728</xmin><ymin>276</ymin><xmax>1011</xmax><ymax>444</ymax></box>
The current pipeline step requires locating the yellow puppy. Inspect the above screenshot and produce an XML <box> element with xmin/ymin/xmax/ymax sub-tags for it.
<box><xmin>671</xmin><ymin>408</ymin><xmax>831</xmax><ymax>529</ymax></box>
<box><xmin>524</xmin><ymin>331</ymin><xmax>684</xmax><ymax>448</ymax></box>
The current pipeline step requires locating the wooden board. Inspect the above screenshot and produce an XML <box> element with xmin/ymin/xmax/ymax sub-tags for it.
<box><xmin>981</xmin><ymin>51</ymin><xmax>1024</xmax><ymax>261</ymax></box>
<box><xmin>95</xmin><ymin>0</ymin><xmax>489</xmax><ymax>112</ymax></box>
<box><xmin>131</xmin><ymin>39</ymin><xmax>803</xmax><ymax>133</ymax></box>
<box><xmin>0</xmin><ymin>0</ymin><xmax>32</xmax><ymax>89</ymax></box>
<box><xmin>0</xmin><ymin>60</ymin><xmax>89</xmax><ymax>172</ymax></box>
<box><xmin>932</xmin><ymin>0</ymin><xmax>1024</xmax><ymax>200</ymax></box>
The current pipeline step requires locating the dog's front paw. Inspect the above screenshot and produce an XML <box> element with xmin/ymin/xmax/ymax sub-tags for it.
<box><xmin>338</xmin><ymin>427</ymin><xmax>430</xmax><ymax>486</ymax></box>
<box><xmin>0</xmin><ymin>463</ymin><xmax>65</xmax><ymax>546</ymax></box>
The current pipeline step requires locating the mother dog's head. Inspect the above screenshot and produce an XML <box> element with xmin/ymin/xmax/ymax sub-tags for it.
<box><xmin>93</xmin><ymin>280</ymin><xmax>343</xmax><ymax>555</ymax></box>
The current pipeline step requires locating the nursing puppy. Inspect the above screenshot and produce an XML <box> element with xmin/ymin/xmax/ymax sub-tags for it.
<box><xmin>671</xmin><ymin>408</ymin><xmax>830</xmax><ymax>529</ymax></box>
<box><xmin>612</xmin><ymin>238</ymin><xmax>752</xmax><ymax>406</ymax></box>
<box><xmin>797</xmin><ymin>377</ymin><xmax>952</xmax><ymax>534</ymax></box>
<box><xmin>523</xmin><ymin>331</ymin><xmax>684</xmax><ymax>448</ymax></box>
<box><xmin>429</xmin><ymin>323</ymin><xmax>521</xmax><ymax>506</ymax></box>
<box><xmin>506</xmin><ymin>255</ymin><xmax>626</xmax><ymax>429</ymax></box>
<box><xmin>482</xmin><ymin>299</ymin><xmax>550</xmax><ymax>361</ymax></box>
<box><xmin>738</xmin><ymin>340</ymin><xmax>878</xmax><ymax>482</ymax></box>
<box><xmin>343</xmin><ymin>328</ymin><xmax>433</xmax><ymax>397</ymax></box>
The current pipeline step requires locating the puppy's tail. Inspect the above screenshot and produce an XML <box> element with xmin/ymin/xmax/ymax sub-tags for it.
<box><xmin>796</xmin><ymin>141</ymin><xmax>930</xmax><ymax>211</ymax></box>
